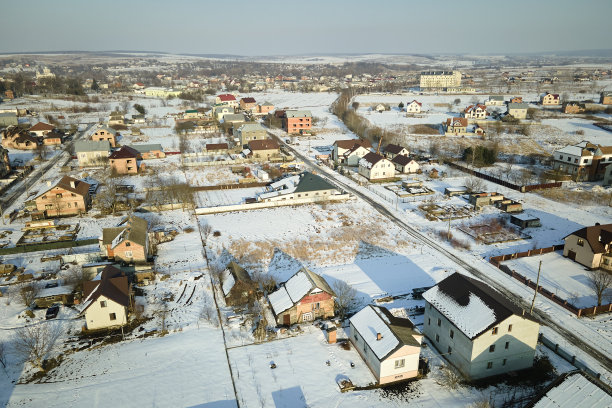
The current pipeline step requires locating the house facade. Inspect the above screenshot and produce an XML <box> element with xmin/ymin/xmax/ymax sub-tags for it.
<box><xmin>34</xmin><ymin>176</ymin><xmax>91</xmax><ymax>217</ymax></box>
<box><xmin>216</xmin><ymin>94</ymin><xmax>239</xmax><ymax>108</ymax></box>
<box><xmin>601</xmin><ymin>92</ymin><xmax>612</xmax><ymax>105</ymax></box>
<box><xmin>342</xmin><ymin>144</ymin><xmax>371</xmax><ymax>166</ymax></box>
<box><xmin>444</xmin><ymin>117</ymin><xmax>468</xmax><ymax>136</ymax></box>
<box><xmin>81</xmin><ymin>266</ymin><xmax>130</xmax><ymax>330</ymax></box>
<box><xmin>332</xmin><ymin>139</ymin><xmax>372</xmax><ymax>164</ymax></box>
<box><xmin>237</xmin><ymin>123</ymin><xmax>267</xmax><ymax>146</ymax></box>
<box><xmin>284</xmin><ymin>110</ymin><xmax>312</xmax><ymax>134</ymax></box>
<box><xmin>268</xmin><ymin>268</ymin><xmax>335</xmax><ymax>325</ymax></box>
<box><xmin>392</xmin><ymin>155</ymin><xmax>420</xmax><ymax>174</ymax></box>
<box><xmin>507</xmin><ymin>103</ymin><xmax>528</xmax><ymax>119</ymax></box>
<box><xmin>248</xmin><ymin>139</ymin><xmax>280</xmax><ymax>160</ymax></box>
<box><xmin>28</xmin><ymin>122</ymin><xmax>55</xmax><ymax>137</ymax></box>
<box><xmin>74</xmin><ymin>140</ymin><xmax>111</xmax><ymax>167</ymax></box>
<box><xmin>257</xmin><ymin>102</ymin><xmax>274</xmax><ymax>115</ymax></box>
<box><xmin>563</xmin><ymin>224</ymin><xmax>612</xmax><ymax>271</ymax></box>
<box><xmin>419</xmin><ymin>71</ymin><xmax>461</xmax><ymax>89</ymax></box>
<box><xmin>406</xmin><ymin>100</ymin><xmax>422</xmax><ymax>114</ymax></box>
<box><xmin>109</xmin><ymin>146</ymin><xmax>140</xmax><ymax>175</ymax></box>
<box><xmin>212</xmin><ymin>105</ymin><xmax>234</xmax><ymax>120</ymax></box>
<box><xmin>350</xmin><ymin>305</ymin><xmax>422</xmax><ymax>385</ymax></box>
<box><xmin>541</xmin><ymin>93</ymin><xmax>560</xmax><ymax>106</ymax></box>
<box><xmin>485</xmin><ymin>96</ymin><xmax>505</xmax><ymax>106</ymax></box>
<box><xmin>383</xmin><ymin>144</ymin><xmax>409</xmax><ymax>160</ymax></box>
<box><xmin>358</xmin><ymin>152</ymin><xmax>395</xmax><ymax>180</ymax></box>
<box><xmin>100</xmin><ymin>215</ymin><xmax>149</xmax><ymax>264</ymax></box>
<box><xmin>91</xmin><ymin>125</ymin><xmax>117</xmax><ymax>147</ymax></box>
<box><xmin>552</xmin><ymin>141</ymin><xmax>612</xmax><ymax>181</ymax></box>
<box><xmin>42</xmin><ymin>130</ymin><xmax>64</xmax><ymax>146</ymax></box>
<box><xmin>464</xmin><ymin>104</ymin><xmax>487</xmax><ymax>120</ymax></box>
<box><xmin>239</xmin><ymin>97</ymin><xmax>257</xmax><ymax>111</ymax></box>
<box><xmin>423</xmin><ymin>273</ymin><xmax>540</xmax><ymax>380</ymax></box>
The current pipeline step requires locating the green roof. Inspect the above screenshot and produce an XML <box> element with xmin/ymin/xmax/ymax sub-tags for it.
<box><xmin>74</xmin><ymin>140</ymin><xmax>111</xmax><ymax>153</ymax></box>
<box><xmin>294</xmin><ymin>171</ymin><xmax>336</xmax><ymax>194</ymax></box>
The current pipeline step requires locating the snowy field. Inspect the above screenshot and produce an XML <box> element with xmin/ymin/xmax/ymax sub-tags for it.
<box><xmin>502</xmin><ymin>251</ymin><xmax>610</xmax><ymax>308</ymax></box>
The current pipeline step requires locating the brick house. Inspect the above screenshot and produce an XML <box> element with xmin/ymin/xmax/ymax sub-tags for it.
<box><xmin>564</xmin><ymin>102</ymin><xmax>586</xmax><ymax>114</ymax></box>
<box><xmin>510</xmin><ymin>96</ymin><xmax>523</xmax><ymax>103</ymax></box>
<box><xmin>34</xmin><ymin>176</ymin><xmax>91</xmax><ymax>217</ymax></box>
<box><xmin>248</xmin><ymin>139</ymin><xmax>280</xmax><ymax>160</ymax></box>
<box><xmin>350</xmin><ymin>305</ymin><xmax>422</xmax><ymax>384</ymax></box>
<box><xmin>91</xmin><ymin>125</ymin><xmax>118</xmax><ymax>147</ymax></box>
<box><xmin>100</xmin><ymin>215</ymin><xmax>149</xmax><ymax>264</ymax></box>
<box><xmin>600</xmin><ymin>92</ymin><xmax>612</xmax><ymax>105</ymax></box>
<box><xmin>42</xmin><ymin>130</ymin><xmax>64</xmax><ymax>146</ymax></box>
<box><xmin>423</xmin><ymin>273</ymin><xmax>540</xmax><ymax>380</ymax></box>
<box><xmin>215</xmin><ymin>94</ymin><xmax>238</xmax><ymax>108</ymax></box>
<box><xmin>109</xmin><ymin>146</ymin><xmax>140</xmax><ymax>175</ymax></box>
<box><xmin>464</xmin><ymin>104</ymin><xmax>487</xmax><ymax>119</ymax></box>
<box><xmin>541</xmin><ymin>93</ymin><xmax>560</xmax><ymax>106</ymax></box>
<box><xmin>358</xmin><ymin>152</ymin><xmax>395</xmax><ymax>180</ymax></box>
<box><xmin>81</xmin><ymin>265</ymin><xmax>131</xmax><ymax>330</ymax></box>
<box><xmin>28</xmin><ymin>122</ymin><xmax>55</xmax><ymax>137</ymax></box>
<box><xmin>130</xmin><ymin>144</ymin><xmax>165</xmax><ymax>159</ymax></box>
<box><xmin>256</xmin><ymin>102</ymin><xmax>274</xmax><ymax>115</ymax></box>
<box><xmin>563</xmin><ymin>223</ymin><xmax>612</xmax><ymax>271</ymax></box>
<box><xmin>284</xmin><ymin>110</ymin><xmax>312</xmax><ymax>134</ymax></box>
<box><xmin>239</xmin><ymin>97</ymin><xmax>257</xmax><ymax>111</ymax></box>
<box><xmin>268</xmin><ymin>268</ymin><xmax>335</xmax><ymax>325</ymax></box>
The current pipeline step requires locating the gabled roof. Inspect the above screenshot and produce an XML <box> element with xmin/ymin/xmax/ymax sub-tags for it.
<box><xmin>359</xmin><ymin>152</ymin><xmax>386</xmax><ymax>169</ymax></box>
<box><xmin>391</xmin><ymin>155</ymin><xmax>416</xmax><ymax>167</ymax></box>
<box><xmin>109</xmin><ymin>146</ymin><xmax>139</xmax><ymax>160</ymax></box>
<box><xmin>526</xmin><ymin>370</ymin><xmax>612</xmax><ymax>408</ymax></box>
<box><xmin>268</xmin><ymin>268</ymin><xmax>334</xmax><ymax>316</ymax></box>
<box><xmin>206</xmin><ymin>143</ymin><xmax>229</xmax><ymax>151</ymax></box>
<box><xmin>334</xmin><ymin>139</ymin><xmax>372</xmax><ymax>150</ymax></box>
<box><xmin>93</xmin><ymin>125</ymin><xmax>117</xmax><ymax>135</ymax></box>
<box><xmin>445</xmin><ymin>117</ymin><xmax>468</xmax><ymax>127</ymax></box>
<box><xmin>74</xmin><ymin>140</ymin><xmax>111</xmax><ymax>153</ymax></box>
<box><xmin>217</xmin><ymin>94</ymin><xmax>236</xmax><ymax>101</ymax></box>
<box><xmin>222</xmin><ymin>261</ymin><xmax>255</xmax><ymax>297</ymax></box>
<box><xmin>38</xmin><ymin>176</ymin><xmax>90</xmax><ymax>199</ymax></box>
<box><xmin>384</xmin><ymin>144</ymin><xmax>407</xmax><ymax>155</ymax></box>
<box><xmin>248</xmin><ymin>139</ymin><xmax>279</xmax><ymax>151</ymax></box>
<box><xmin>564</xmin><ymin>223</ymin><xmax>612</xmax><ymax>254</ymax></box>
<box><xmin>286</xmin><ymin>110</ymin><xmax>312</xmax><ymax>118</ymax></box>
<box><xmin>464</xmin><ymin>104</ymin><xmax>487</xmax><ymax>113</ymax></box>
<box><xmin>223</xmin><ymin>113</ymin><xmax>246</xmax><ymax>122</ymax></box>
<box><xmin>408</xmin><ymin>100</ymin><xmax>422</xmax><ymax>106</ymax></box>
<box><xmin>237</xmin><ymin>123</ymin><xmax>266</xmax><ymax>133</ymax></box>
<box><xmin>129</xmin><ymin>144</ymin><xmax>163</xmax><ymax>153</ymax></box>
<box><xmin>343</xmin><ymin>143</ymin><xmax>370</xmax><ymax>158</ymax></box>
<box><xmin>28</xmin><ymin>122</ymin><xmax>55</xmax><ymax>132</ymax></box>
<box><xmin>81</xmin><ymin>265</ymin><xmax>129</xmax><ymax>313</ymax></box>
<box><xmin>241</xmin><ymin>97</ymin><xmax>256</xmax><ymax>103</ymax></box>
<box><xmin>508</xmin><ymin>102</ymin><xmax>529</xmax><ymax>110</ymax></box>
<box><xmin>423</xmin><ymin>272</ymin><xmax>537</xmax><ymax>339</ymax></box>
<box><xmin>102</xmin><ymin>215</ymin><xmax>148</xmax><ymax>248</ymax></box>
<box><xmin>350</xmin><ymin>305</ymin><xmax>421</xmax><ymax>360</ymax></box>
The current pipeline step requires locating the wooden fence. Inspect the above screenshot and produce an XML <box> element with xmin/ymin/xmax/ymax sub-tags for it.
<box><xmin>490</xmin><ymin>245</ymin><xmax>612</xmax><ymax>317</ymax></box>
<box><xmin>448</xmin><ymin>162</ymin><xmax>562</xmax><ymax>192</ymax></box>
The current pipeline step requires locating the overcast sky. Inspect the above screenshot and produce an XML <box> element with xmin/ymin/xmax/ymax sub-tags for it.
<box><xmin>1</xmin><ymin>0</ymin><xmax>611</xmax><ymax>56</ymax></box>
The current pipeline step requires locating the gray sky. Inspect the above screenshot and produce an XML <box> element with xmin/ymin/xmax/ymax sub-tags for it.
<box><xmin>1</xmin><ymin>0</ymin><xmax>611</xmax><ymax>55</ymax></box>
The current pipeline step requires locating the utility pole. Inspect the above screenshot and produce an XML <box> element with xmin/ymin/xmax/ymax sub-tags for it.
<box><xmin>530</xmin><ymin>260</ymin><xmax>542</xmax><ymax>314</ymax></box>
<box><xmin>447</xmin><ymin>216</ymin><xmax>451</xmax><ymax>240</ymax></box>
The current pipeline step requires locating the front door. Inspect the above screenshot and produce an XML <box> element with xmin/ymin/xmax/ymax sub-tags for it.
<box><xmin>567</xmin><ymin>250</ymin><xmax>576</xmax><ymax>261</ymax></box>
<box><xmin>283</xmin><ymin>314</ymin><xmax>290</xmax><ymax>326</ymax></box>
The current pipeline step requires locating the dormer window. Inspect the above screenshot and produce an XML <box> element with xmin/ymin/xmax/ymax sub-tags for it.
<box><xmin>577</xmin><ymin>238</ymin><xmax>584</xmax><ymax>247</ymax></box>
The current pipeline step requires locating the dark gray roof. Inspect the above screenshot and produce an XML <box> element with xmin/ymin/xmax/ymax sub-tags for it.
<box><xmin>74</xmin><ymin>140</ymin><xmax>111</xmax><ymax>153</ymax></box>
<box><xmin>294</xmin><ymin>172</ymin><xmax>336</xmax><ymax>193</ymax></box>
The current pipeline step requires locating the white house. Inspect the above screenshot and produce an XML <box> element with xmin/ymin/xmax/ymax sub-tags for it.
<box><xmin>80</xmin><ymin>265</ymin><xmax>130</xmax><ymax>331</ymax></box>
<box><xmin>422</xmin><ymin>272</ymin><xmax>540</xmax><ymax>380</ymax></box>
<box><xmin>359</xmin><ymin>152</ymin><xmax>395</xmax><ymax>180</ymax></box>
<box><xmin>342</xmin><ymin>144</ymin><xmax>371</xmax><ymax>166</ymax></box>
<box><xmin>485</xmin><ymin>96</ymin><xmax>505</xmax><ymax>106</ymax></box>
<box><xmin>464</xmin><ymin>104</ymin><xmax>487</xmax><ymax>120</ymax></box>
<box><xmin>256</xmin><ymin>172</ymin><xmax>340</xmax><ymax>203</ymax></box>
<box><xmin>406</xmin><ymin>100</ymin><xmax>422</xmax><ymax>114</ymax></box>
<box><xmin>350</xmin><ymin>305</ymin><xmax>422</xmax><ymax>385</ymax></box>
<box><xmin>383</xmin><ymin>144</ymin><xmax>409</xmax><ymax>160</ymax></box>
<box><xmin>391</xmin><ymin>155</ymin><xmax>420</xmax><ymax>174</ymax></box>
<box><xmin>332</xmin><ymin>139</ymin><xmax>372</xmax><ymax>164</ymax></box>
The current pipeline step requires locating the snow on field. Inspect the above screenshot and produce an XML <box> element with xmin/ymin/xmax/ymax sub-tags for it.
<box><xmin>502</xmin><ymin>251</ymin><xmax>607</xmax><ymax>308</ymax></box>
<box><xmin>196</xmin><ymin>186</ymin><xmax>265</xmax><ymax>207</ymax></box>
<box><xmin>4</xmin><ymin>328</ymin><xmax>237</xmax><ymax>408</ymax></box>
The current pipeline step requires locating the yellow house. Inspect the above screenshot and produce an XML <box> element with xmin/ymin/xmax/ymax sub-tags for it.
<box><xmin>563</xmin><ymin>223</ymin><xmax>612</xmax><ymax>271</ymax></box>
<box><xmin>350</xmin><ymin>305</ymin><xmax>422</xmax><ymax>384</ymax></box>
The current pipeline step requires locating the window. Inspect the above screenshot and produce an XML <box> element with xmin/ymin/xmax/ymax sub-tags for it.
<box><xmin>45</xmin><ymin>204</ymin><xmax>53</xmax><ymax>209</ymax></box>
<box><xmin>395</xmin><ymin>359</ymin><xmax>405</xmax><ymax>369</ymax></box>
<box><xmin>508</xmin><ymin>324</ymin><xmax>513</xmax><ymax>332</ymax></box>
<box><xmin>435</xmin><ymin>334</ymin><xmax>439</xmax><ymax>342</ymax></box>
<box><xmin>577</xmin><ymin>239</ymin><xmax>584</xmax><ymax>247</ymax></box>
<box><xmin>354</xmin><ymin>332</ymin><xmax>358</xmax><ymax>340</ymax></box>
<box><xmin>56</xmin><ymin>193</ymin><xmax>62</xmax><ymax>198</ymax></box>
<box><xmin>125</xmin><ymin>242</ymin><xmax>131</xmax><ymax>247</ymax></box>
<box><xmin>312</xmin><ymin>302</ymin><xmax>320</xmax><ymax>310</ymax></box>
<box><xmin>450</xmin><ymin>330</ymin><xmax>454</xmax><ymax>339</ymax></box>
<box><xmin>71</xmin><ymin>193</ymin><xmax>76</xmax><ymax>197</ymax></box>
<box><xmin>503</xmin><ymin>359</ymin><xmax>507</xmax><ymax>366</ymax></box>
<box><xmin>489</xmin><ymin>345</ymin><xmax>495</xmax><ymax>353</ymax></box>
<box><xmin>505</xmin><ymin>341</ymin><xmax>509</xmax><ymax>350</ymax></box>
<box><xmin>109</xmin><ymin>313</ymin><xmax>116</xmax><ymax>321</ymax></box>
<box><xmin>125</xmin><ymin>250</ymin><xmax>133</xmax><ymax>257</ymax></box>
<box><xmin>100</xmin><ymin>301</ymin><xmax>107</xmax><ymax>308</ymax></box>
<box><xmin>437</xmin><ymin>318</ymin><xmax>441</xmax><ymax>327</ymax></box>
<box><xmin>487</xmin><ymin>362</ymin><xmax>493</xmax><ymax>369</ymax></box>
<box><xmin>492</xmin><ymin>327</ymin><xmax>498</xmax><ymax>335</ymax></box>
<box><xmin>74</xmin><ymin>202</ymin><xmax>78</xmax><ymax>207</ymax></box>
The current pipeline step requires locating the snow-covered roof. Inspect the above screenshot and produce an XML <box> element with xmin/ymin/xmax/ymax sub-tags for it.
<box><xmin>511</xmin><ymin>212</ymin><xmax>539</xmax><ymax>221</ymax></box>
<box><xmin>423</xmin><ymin>273</ymin><xmax>536</xmax><ymax>339</ymax></box>
<box><xmin>267</xmin><ymin>268</ymin><xmax>334</xmax><ymax>316</ymax></box>
<box><xmin>530</xmin><ymin>371</ymin><xmax>612</xmax><ymax>408</ymax></box>
<box><xmin>350</xmin><ymin>305</ymin><xmax>399</xmax><ymax>359</ymax></box>
<box><xmin>285</xmin><ymin>270</ymin><xmax>314</xmax><ymax>303</ymax></box>
<box><xmin>222</xmin><ymin>269</ymin><xmax>235</xmax><ymax>297</ymax></box>
<box><xmin>555</xmin><ymin>145</ymin><xmax>590</xmax><ymax>157</ymax></box>
<box><xmin>268</xmin><ymin>287</ymin><xmax>293</xmax><ymax>316</ymax></box>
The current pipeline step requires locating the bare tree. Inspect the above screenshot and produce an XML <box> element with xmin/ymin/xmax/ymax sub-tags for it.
<box><xmin>465</xmin><ymin>176</ymin><xmax>484</xmax><ymax>193</ymax></box>
<box><xmin>587</xmin><ymin>269</ymin><xmax>612</xmax><ymax>306</ymax></box>
<box><xmin>18</xmin><ymin>283</ymin><xmax>39</xmax><ymax>308</ymax></box>
<box><xmin>0</xmin><ymin>341</ymin><xmax>6</xmax><ymax>370</ymax></box>
<box><xmin>13</xmin><ymin>322</ymin><xmax>62</xmax><ymax>371</ymax></box>
<box><xmin>333</xmin><ymin>280</ymin><xmax>361</xmax><ymax>320</ymax></box>
<box><xmin>66</xmin><ymin>266</ymin><xmax>88</xmax><ymax>294</ymax></box>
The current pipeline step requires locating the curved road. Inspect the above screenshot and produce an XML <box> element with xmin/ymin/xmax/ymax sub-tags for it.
<box><xmin>271</xmin><ymin>131</ymin><xmax>612</xmax><ymax>375</ymax></box>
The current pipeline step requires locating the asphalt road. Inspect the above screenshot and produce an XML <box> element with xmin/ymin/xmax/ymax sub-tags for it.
<box><xmin>271</xmin><ymin>131</ymin><xmax>612</xmax><ymax>375</ymax></box>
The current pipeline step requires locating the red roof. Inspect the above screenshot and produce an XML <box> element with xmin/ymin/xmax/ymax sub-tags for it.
<box><xmin>29</xmin><ymin>122</ymin><xmax>55</xmax><ymax>132</ymax></box>
<box><xmin>109</xmin><ymin>146</ymin><xmax>139</xmax><ymax>160</ymax></box>
<box><xmin>241</xmin><ymin>97</ymin><xmax>256</xmax><ymax>104</ymax></box>
<box><xmin>218</xmin><ymin>94</ymin><xmax>236</xmax><ymax>101</ymax></box>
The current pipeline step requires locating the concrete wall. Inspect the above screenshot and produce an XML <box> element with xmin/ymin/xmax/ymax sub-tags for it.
<box><xmin>84</xmin><ymin>294</ymin><xmax>127</xmax><ymax>330</ymax></box>
<box><xmin>195</xmin><ymin>194</ymin><xmax>350</xmax><ymax>215</ymax></box>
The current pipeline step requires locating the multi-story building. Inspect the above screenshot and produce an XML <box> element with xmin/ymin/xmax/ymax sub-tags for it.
<box><xmin>284</xmin><ymin>110</ymin><xmax>312</xmax><ymax>134</ymax></box>
<box><xmin>507</xmin><ymin>102</ymin><xmax>528</xmax><ymax>119</ymax></box>
<box><xmin>358</xmin><ymin>152</ymin><xmax>395</xmax><ymax>180</ymax></box>
<box><xmin>100</xmin><ymin>215</ymin><xmax>149</xmax><ymax>264</ymax></box>
<box><xmin>91</xmin><ymin>125</ymin><xmax>118</xmax><ymax>147</ymax></box>
<box><xmin>423</xmin><ymin>273</ymin><xmax>540</xmax><ymax>380</ymax></box>
<box><xmin>552</xmin><ymin>141</ymin><xmax>612</xmax><ymax>181</ymax></box>
<box><xmin>34</xmin><ymin>176</ymin><xmax>91</xmax><ymax>217</ymax></box>
<box><xmin>541</xmin><ymin>92</ymin><xmax>560</xmax><ymax>106</ymax></box>
<box><xmin>74</xmin><ymin>140</ymin><xmax>111</xmax><ymax>167</ymax></box>
<box><xmin>419</xmin><ymin>71</ymin><xmax>461</xmax><ymax>89</ymax></box>
<box><xmin>236</xmin><ymin>123</ymin><xmax>267</xmax><ymax>146</ymax></box>
<box><xmin>563</xmin><ymin>223</ymin><xmax>612</xmax><ymax>271</ymax></box>
<box><xmin>464</xmin><ymin>104</ymin><xmax>487</xmax><ymax>120</ymax></box>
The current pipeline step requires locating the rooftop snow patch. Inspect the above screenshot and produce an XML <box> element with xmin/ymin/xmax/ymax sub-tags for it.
<box><xmin>350</xmin><ymin>305</ymin><xmax>399</xmax><ymax>360</ymax></box>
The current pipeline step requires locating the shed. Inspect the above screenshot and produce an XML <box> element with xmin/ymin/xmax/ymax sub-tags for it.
<box><xmin>510</xmin><ymin>213</ymin><xmax>541</xmax><ymax>229</ymax></box>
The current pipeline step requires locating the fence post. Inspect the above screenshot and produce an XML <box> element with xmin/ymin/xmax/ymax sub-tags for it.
<box><xmin>555</xmin><ymin>344</ymin><xmax>559</xmax><ymax>352</ymax></box>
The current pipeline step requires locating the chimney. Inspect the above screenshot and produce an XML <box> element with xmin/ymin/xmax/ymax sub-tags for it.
<box><xmin>376</xmin><ymin>333</ymin><xmax>382</xmax><ymax>341</ymax></box>
<box><xmin>70</xmin><ymin>180</ymin><xmax>76</xmax><ymax>189</ymax></box>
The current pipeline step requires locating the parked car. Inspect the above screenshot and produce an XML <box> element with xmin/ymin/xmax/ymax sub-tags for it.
<box><xmin>45</xmin><ymin>304</ymin><xmax>60</xmax><ymax>320</ymax></box>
